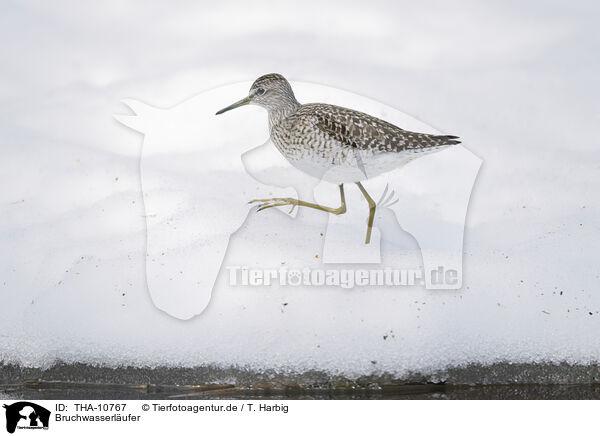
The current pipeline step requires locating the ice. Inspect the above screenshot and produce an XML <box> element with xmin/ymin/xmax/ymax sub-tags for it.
<box><xmin>1</xmin><ymin>1</ymin><xmax>599</xmax><ymax>380</ymax></box>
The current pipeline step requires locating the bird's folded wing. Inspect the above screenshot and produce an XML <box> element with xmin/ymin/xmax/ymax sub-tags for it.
<box><xmin>310</xmin><ymin>104</ymin><xmax>460</xmax><ymax>152</ymax></box>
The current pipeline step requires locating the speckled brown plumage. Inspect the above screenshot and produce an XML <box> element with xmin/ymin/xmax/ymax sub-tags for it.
<box><xmin>217</xmin><ymin>73</ymin><xmax>459</xmax><ymax>183</ymax></box>
<box><xmin>215</xmin><ymin>73</ymin><xmax>460</xmax><ymax>243</ymax></box>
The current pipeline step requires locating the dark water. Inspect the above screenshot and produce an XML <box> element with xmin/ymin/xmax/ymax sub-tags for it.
<box><xmin>2</xmin><ymin>362</ymin><xmax>600</xmax><ymax>400</ymax></box>
<box><xmin>3</xmin><ymin>384</ymin><xmax>600</xmax><ymax>400</ymax></box>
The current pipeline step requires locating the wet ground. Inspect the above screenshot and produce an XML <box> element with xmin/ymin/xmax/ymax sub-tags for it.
<box><xmin>2</xmin><ymin>362</ymin><xmax>600</xmax><ymax>400</ymax></box>
<box><xmin>3</xmin><ymin>382</ymin><xmax>600</xmax><ymax>400</ymax></box>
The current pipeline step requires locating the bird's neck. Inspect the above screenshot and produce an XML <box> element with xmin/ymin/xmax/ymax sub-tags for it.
<box><xmin>268</xmin><ymin>99</ymin><xmax>301</xmax><ymax>130</ymax></box>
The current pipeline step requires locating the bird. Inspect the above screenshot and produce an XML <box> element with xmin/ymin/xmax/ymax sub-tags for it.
<box><xmin>216</xmin><ymin>73</ymin><xmax>460</xmax><ymax>244</ymax></box>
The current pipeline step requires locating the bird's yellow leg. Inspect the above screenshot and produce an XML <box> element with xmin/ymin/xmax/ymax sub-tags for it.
<box><xmin>355</xmin><ymin>181</ymin><xmax>376</xmax><ymax>245</ymax></box>
<box><xmin>250</xmin><ymin>185</ymin><xmax>346</xmax><ymax>215</ymax></box>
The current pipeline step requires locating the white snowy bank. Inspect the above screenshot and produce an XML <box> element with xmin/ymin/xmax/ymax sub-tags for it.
<box><xmin>0</xmin><ymin>0</ymin><xmax>598</xmax><ymax>379</ymax></box>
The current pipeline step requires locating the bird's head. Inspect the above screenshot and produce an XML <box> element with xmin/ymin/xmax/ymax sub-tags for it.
<box><xmin>216</xmin><ymin>73</ymin><xmax>298</xmax><ymax>115</ymax></box>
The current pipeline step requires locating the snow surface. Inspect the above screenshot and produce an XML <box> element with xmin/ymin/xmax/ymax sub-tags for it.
<box><xmin>1</xmin><ymin>0</ymin><xmax>599</xmax><ymax>378</ymax></box>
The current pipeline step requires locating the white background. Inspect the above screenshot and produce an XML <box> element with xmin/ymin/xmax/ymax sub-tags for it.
<box><xmin>2</xmin><ymin>400</ymin><xmax>598</xmax><ymax>436</ymax></box>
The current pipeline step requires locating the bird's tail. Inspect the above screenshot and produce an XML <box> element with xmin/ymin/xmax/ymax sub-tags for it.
<box><xmin>434</xmin><ymin>135</ymin><xmax>461</xmax><ymax>145</ymax></box>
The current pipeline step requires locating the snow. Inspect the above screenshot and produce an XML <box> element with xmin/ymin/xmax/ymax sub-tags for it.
<box><xmin>0</xmin><ymin>0</ymin><xmax>599</xmax><ymax>379</ymax></box>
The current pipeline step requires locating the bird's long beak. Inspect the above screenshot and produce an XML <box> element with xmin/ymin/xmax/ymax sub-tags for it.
<box><xmin>215</xmin><ymin>95</ymin><xmax>251</xmax><ymax>115</ymax></box>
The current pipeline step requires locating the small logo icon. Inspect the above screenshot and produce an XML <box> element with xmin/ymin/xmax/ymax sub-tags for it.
<box><xmin>3</xmin><ymin>402</ymin><xmax>50</xmax><ymax>434</ymax></box>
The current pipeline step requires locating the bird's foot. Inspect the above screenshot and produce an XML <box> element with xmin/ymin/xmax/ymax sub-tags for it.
<box><xmin>377</xmin><ymin>184</ymin><xmax>399</xmax><ymax>208</ymax></box>
<box><xmin>249</xmin><ymin>198</ymin><xmax>299</xmax><ymax>214</ymax></box>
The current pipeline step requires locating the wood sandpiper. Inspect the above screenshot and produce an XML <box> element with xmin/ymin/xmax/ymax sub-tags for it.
<box><xmin>216</xmin><ymin>73</ymin><xmax>460</xmax><ymax>244</ymax></box>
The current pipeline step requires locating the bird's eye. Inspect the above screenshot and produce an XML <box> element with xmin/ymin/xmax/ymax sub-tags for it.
<box><xmin>256</xmin><ymin>88</ymin><xmax>265</xmax><ymax>95</ymax></box>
